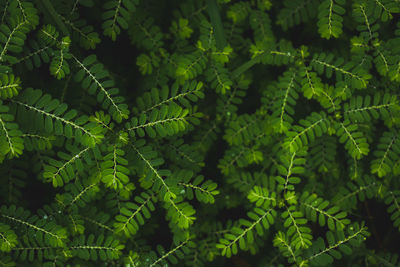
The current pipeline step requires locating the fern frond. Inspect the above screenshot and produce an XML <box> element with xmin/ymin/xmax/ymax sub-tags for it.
<box><xmin>224</xmin><ymin>113</ymin><xmax>266</xmax><ymax>146</ymax></box>
<box><xmin>175</xmin><ymin>50</ymin><xmax>207</xmax><ymax>83</ymax></box>
<box><xmin>0</xmin><ymin>100</ymin><xmax>23</xmax><ymax>159</ymax></box>
<box><xmin>100</xmin><ymin>145</ymin><xmax>130</xmax><ymax>190</ymax></box>
<box><xmin>0</xmin><ymin>222</ymin><xmax>18</xmax><ymax>252</ymax></box>
<box><xmin>273</xmin><ymin>231</ymin><xmax>302</xmax><ymax>264</ymax></box>
<box><xmin>69</xmin><ymin>234</ymin><xmax>124</xmax><ymax>260</ymax></box>
<box><xmin>130</xmin><ymin>139</ymin><xmax>177</xmax><ymax>201</ymax></box>
<box><xmin>250</xmin><ymin>39</ymin><xmax>297</xmax><ymax>66</ymax></box>
<box><xmin>334</xmin><ymin>120</ymin><xmax>370</xmax><ymax>159</ymax></box>
<box><xmin>371</xmin><ymin>251</ymin><xmax>400</xmax><ymax>267</ymax></box>
<box><xmin>216</xmin><ymin>82</ymin><xmax>248</xmax><ymax>117</ymax></box>
<box><xmin>0</xmin><ymin>73</ymin><xmax>21</xmax><ymax>99</ymax></box>
<box><xmin>81</xmin><ymin>207</ymin><xmax>114</xmax><ymax>233</ymax></box>
<box><xmin>270</xmin><ymin>70</ymin><xmax>299</xmax><ymax>133</ymax></box>
<box><xmin>177</xmin><ymin>169</ymin><xmax>219</xmax><ymax>204</ymax></box>
<box><xmin>332</xmin><ymin>175</ymin><xmax>377</xmax><ymax>211</ymax></box>
<box><xmin>13</xmin><ymin>88</ymin><xmax>104</xmax><ymax>147</ymax></box>
<box><xmin>226</xmin><ymin>1</ymin><xmax>251</xmax><ymax>24</ymax></box>
<box><xmin>0</xmin><ymin>160</ymin><xmax>27</xmax><ymax>204</ymax></box>
<box><xmin>114</xmin><ymin>191</ymin><xmax>156</xmax><ymax>237</ymax></box>
<box><xmin>129</xmin><ymin>11</ymin><xmax>164</xmax><ymax>51</ymax></box>
<box><xmin>277</xmin><ymin>0</ymin><xmax>319</xmax><ymax>31</ymax></box>
<box><xmin>49</xmin><ymin>45</ymin><xmax>71</xmax><ymax>80</ymax></box>
<box><xmin>343</xmin><ymin>93</ymin><xmax>398</xmax><ymax>123</ymax></box>
<box><xmin>61</xmin><ymin>176</ymin><xmax>100</xmax><ymax>208</ymax></box>
<box><xmin>102</xmin><ymin>0</ymin><xmax>139</xmax><ymax>41</ymax></box>
<box><xmin>302</xmin><ymin>223</ymin><xmax>369</xmax><ymax>266</ymax></box>
<box><xmin>308</xmin><ymin>135</ymin><xmax>337</xmax><ymax>173</ymax></box>
<box><xmin>73</xmin><ymin>54</ymin><xmax>130</xmax><ymax>122</ymax></box>
<box><xmin>217</xmin><ymin>206</ymin><xmax>276</xmax><ymax>257</ymax></box>
<box><xmin>249</xmin><ymin>10</ymin><xmax>274</xmax><ymax>44</ymax></box>
<box><xmin>283</xmin><ymin>112</ymin><xmax>329</xmax><ymax>153</ymax></box>
<box><xmin>14</xmin><ymin>38</ymin><xmax>52</xmax><ymax>70</ymax></box>
<box><xmin>0</xmin><ymin>16</ymin><xmax>30</xmax><ymax>64</ymax></box>
<box><xmin>126</xmin><ymin>103</ymin><xmax>191</xmax><ymax>138</ymax></box>
<box><xmin>218</xmin><ymin>145</ymin><xmax>256</xmax><ymax>175</ymax></box>
<box><xmin>299</xmin><ymin>66</ymin><xmax>324</xmax><ymax>99</ymax></box>
<box><xmin>204</xmin><ymin>61</ymin><xmax>233</xmax><ymax>94</ymax></box>
<box><xmin>146</xmin><ymin>239</ymin><xmax>196</xmax><ymax>267</ymax></box>
<box><xmin>164</xmin><ymin>139</ymin><xmax>204</xmax><ymax>172</ymax></box>
<box><xmin>352</xmin><ymin>0</ymin><xmax>381</xmax><ymax>41</ymax></box>
<box><xmin>37</xmin><ymin>24</ymin><xmax>63</xmax><ymax>47</ymax></box>
<box><xmin>282</xmin><ymin>205</ymin><xmax>312</xmax><ymax>250</ymax></box>
<box><xmin>300</xmin><ymin>191</ymin><xmax>350</xmax><ymax>231</ymax></box>
<box><xmin>42</xmin><ymin>145</ymin><xmax>94</xmax><ymax>187</ymax></box>
<box><xmin>135</xmin><ymin>80</ymin><xmax>204</xmax><ymax>114</ymax></box>
<box><xmin>247</xmin><ymin>185</ymin><xmax>277</xmax><ymax>209</ymax></box>
<box><xmin>384</xmin><ymin>190</ymin><xmax>400</xmax><ymax>231</ymax></box>
<box><xmin>317</xmin><ymin>0</ymin><xmax>346</xmax><ymax>39</ymax></box>
<box><xmin>59</xmin><ymin>13</ymin><xmax>100</xmax><ymax>50</ymax></box>
<box><xmin>22</xmin><ymin>133</ymin><xmax>54</xmax><ymax>151</ymax></box>
<box><xmin>0</xmin><ymin>205</ymin><xmax>67</xmax><ymax>248</ymax></box>
<box><xmin>311</xmin><ymin>52</ymin><xmax>371</xmax><ymax>89</ymax></box>
<box><xmin>8</xmin><ymin>0</ymin><xmax>39</xmax><ymax>28</ymax></box>
<box><xmin>11</xmin><ymin>234</ymin><xmax>60</xmax><ymax>262</ymax></box>
<box><xmin>371</xmin><ymin>130</ymin><xmax>400</xmax><ymax>177</ymax></box>
<box><xmin>164</xmin><ymin>196</ymin><xmax>196</xmax><ymax>229</ymax></box>
<box><xmin>275</xmin><ymin>148</ymin><xmax>307</xmax><ymax>192</ymax></box>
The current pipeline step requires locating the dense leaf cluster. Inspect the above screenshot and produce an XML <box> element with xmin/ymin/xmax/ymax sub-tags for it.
<box><xmin>0</xmin><ymin>0</ymin><xmax>400</xmax><ymax>266</ymax></box>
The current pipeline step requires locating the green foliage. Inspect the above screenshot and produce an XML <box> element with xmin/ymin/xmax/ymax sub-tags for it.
<box><xmin>73</xmin><ymin>54</ymin><xmax>130</xmax><ymax>122</ymax></box>
<box><xmin>0</xmin><ymin>74</ymin><xmax>21</xmax><ymax>99</ymax></box>
<box><xmin>0</xmin><ymin>0</ymin><xmax>400</xmax><ymax>266</ymax></box>
<box><xmin>114</xmin><ymin>191</ymin><xmax>156</xmax><ymax>237</ymax></box>
<box><xmin>317</xmin><ymin>0</ymin><xmax>346</xmax><ymax>39</ymax></box>
<box><xmin>302</xmin><ymin>223</ymin><xmax>369</xmax><ymax>266</ymax></box>
<box><xmin>102</xmin><ymin>0</ymin><xmax>139</xmax><ymax>41</ymax></box>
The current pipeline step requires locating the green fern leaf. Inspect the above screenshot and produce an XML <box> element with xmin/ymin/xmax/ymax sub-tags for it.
<box><xmin>334</xmin><ymin>120</ymin><xmax>370</xmax><ymax>159</ymax></box>
<box><xmin>217</xmin><ymin>206</ymin><xmax>276</xmax><ymax>257</ymax></box>
<box><xmin>300</xmin><ymin>191</ymin><xmax>351</xmax><ymax>231</ymax></box>
<box><xmin>135</xmin><ymin>80</ymin><xmax>204</xmax><ymax>114</ymax></box>
<box><xmin>275</xmin><ymin>148</ymin><xmax>307</xmax><ymax>192</ymax></box>
<box><xmin>146</xmin><ymin>239</ymin><xmax>195</xmax><ymax>267</ymax></box>
<box><xmin>0</xmin><ymin>222</ymin><xmax>18</xmax><ymax>252</ymax></box>
<box><xmin>332</xmin><ymin>175</ymin><xmax>377</xmax><ymax>211</ymax></box>
<box><xmin>270</xmin><ymin>70</ymin><xmax>299</xmax><ymax>133</ymax></box>
<box><xmin>384</xmin><ymin>190</ymin><xmax>400</xmax><ymax>231</ymax></box>
<box><xmin>343</xmin><ymin>93</ymin><xmax>398</xmax><ymax>123</ymax></box>
<box><xmin>317</xmin><ymin>0</ymin><xmax>346</xmax><ymax>39</ymax></box>
<box><xmin>277</xmin><ymin>0</ymin><xmax>319</xmax><ymax>31</ymax></box>
<box><xmin>102</xmin><ymin>0</ymin><xmax>139</xmax><ymax>41</ymax></box>
<box><xmin>0</xmin><ymin>73</ymin><xmax>21</xmax><ymax>99</ymax></box>
<box><xmin>281</xmin><ymin>205</ymin><xmax>312</xmax><ymax>250</ymax></box>
<box><xmin>0</xmin><ymin>205</ymin><xmax>67</xmax><ymax>248</ymax></box>
<box><xmin>371</xmin><ymin>130</ymin><xmax>400</xmax><ymax>177</ymax></box>
<box><xmin>126</xmin><ymin>103</ymin><xmax>191</xmax><ymax>138</ymax></box>
<box><xmin>0</xmin><ymin>16</ymin><xmax>30</xmax><ymax>64</ymax></box>
<box><xmin>13</xmin><ymin>88</ymin><xmax>104</xmax><ymax>147</ymax></box>
<box><xmin>70</xmin><ymin>234</ymin><xmax>124</xmax><ymax>260</ymax></box>
<box><xmin>283</xmin><ymin>112</ymin><xmax>329</xmax><ymax>153</ymax></box>
<box><xmin>177</xmin><ymin>169</ymin><xmax>219</xmax><ymax>204</ymax></box>
<box><xmin>302</xmin><ymin>223</ymin><xmax>369</xmax><ymax>266</ymax></box>
<box><xmin>164</xmin><ymin>196</ymin><xmax>196</xmax><ymax>229</ymax></box>
<box><xmin>73</xmin><ymin>54</ymin><xmax>130</xmax><ymax>122</ymax></box>
<box><xmin>100</xmin><ymin>145</ymin><xmax>130</xmax><ymax>190</ymax></box>
<box><xmin>42</xmin><ymin>145</ymin><xmax>94</xmax><ymax>187</ymax></box>
<box><xmin>0</xmin><ymin>100</ymin><xmax>24</xmax><ymax>159</ymax></box>
<box><xmin>114</xmin><ymin>191</ymin><xmax>156</xmax><ymax>237</ymax></box>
